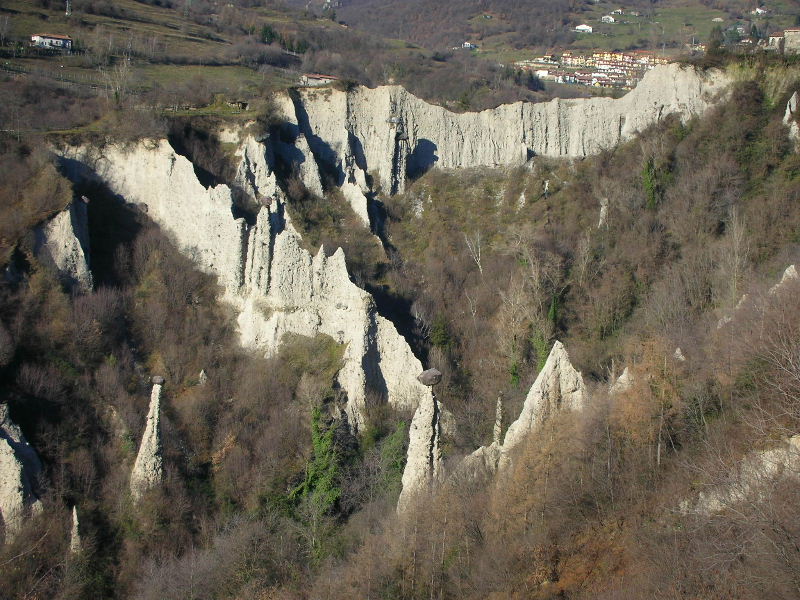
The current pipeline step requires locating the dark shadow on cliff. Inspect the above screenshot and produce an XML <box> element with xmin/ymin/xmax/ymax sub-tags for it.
<box><xmin>57</xmin><ymin>157</ymin><xmax>143</xmax><ymax>287</ymax></box>
<box><xmin>406</xmin><ymin>139</ymin><xmax>438</xmax><ymax>180</ymax></box>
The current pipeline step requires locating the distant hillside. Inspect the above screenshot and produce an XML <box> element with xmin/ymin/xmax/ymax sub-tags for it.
<box><xmin>327</xmin><ymin>0</ymin><xmax>800</xmax><ymax>59</ymax></box>
<box><xmin>0</xmin><ymin>0</ymin><xmax>583</xmax><ymax>115</ymax></box>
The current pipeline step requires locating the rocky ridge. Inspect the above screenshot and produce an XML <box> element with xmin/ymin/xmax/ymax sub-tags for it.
<box><xmin>0</xmin><ymin>404</ymin><xmax>43</xmax><ymax>541</ymax></box>
<box><xmin>277</xmin><ymin>63</ymin><xmax>730</xmax><ymax>196</ymax></box>
<box><xmin>60</xmin><ymin>139</ymin><xmax>430</xmax><ymax>431</ymax></box>
<box><xmin>401</xmin><ymin>342</ymin><xmax>587</xmax><ymax>507</ymax></box>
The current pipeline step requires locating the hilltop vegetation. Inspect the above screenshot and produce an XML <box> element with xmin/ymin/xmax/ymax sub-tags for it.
<box><xmin>0</xmin><ymin>0</ymin><xmax>565</xmax><ymax>117</ymax></box>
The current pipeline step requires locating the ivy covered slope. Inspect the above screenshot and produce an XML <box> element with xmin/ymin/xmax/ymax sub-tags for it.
<box><xmin>2</xmin><ymin>58</ymin><xmax>800</xmax><ymax>600</ymax></box>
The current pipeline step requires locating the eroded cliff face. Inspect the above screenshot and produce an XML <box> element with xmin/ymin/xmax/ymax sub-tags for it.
<box><xmin>35</xmin><ymin>199</ymin><xmax>92</xmax><ymax>293</ymax></box>
<box><xmin>403</xmin><ymin>341</ymin><xmax>587</xmax><ymax>507</ymax></box>
<box><xmin>60</xmin><ymin>138</ymin><xmax>430</xmax><ymax>431</ymax></box>
<box><xmin>0</xmin><ymin>404</ymin><xmax>43</xmax><ymax>541</ymax></box>
<box><xmin>276</xmin><ymin>63</ymin><xmax>730</xmax><ymax>196</ymax></box>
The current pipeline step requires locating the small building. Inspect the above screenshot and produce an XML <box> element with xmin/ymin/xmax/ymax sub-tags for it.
<box><xmin>767</xmin><ymin>32</ymin><xmax>785</xmax><ymax>52</ymax></box>
<box><xmin>752</xmin><ymin>7</ymin><xmax>768</xmax><ymax>15</ymax></box>
<box><xmin>575</xmin><ymin>24</ymin><xmax>593</xmax><ymax>34</ymax></box>
<box><xmin>712</xmin><ymin>17</ymin><xmax>724</xmax><ymax>23</ymax></box>
<box><xmin>784</xmin><ymin>28</ymin><xmax>800</xmax><ymax>53</ymax></box>
<box><xmin>462</xmin><ymin>41</ymin><xmax>478</xmax><ymax>50</ymax></box>
<box><xmin>601</xmin><ymin>15</ymin><xmax>616</xmax><ymax>24</ymax></box>
<box><xmin>30</xmin><ymin>33</ymin><xmax>72</xmax><ymax>50</ymax></box>
<box><xmin>298</xmin><ymin>73</ymin><xmax>339</xmax><ymax>87</ymax></box>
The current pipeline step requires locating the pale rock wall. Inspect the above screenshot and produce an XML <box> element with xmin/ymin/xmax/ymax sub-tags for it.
<box><xmin>278</xmin><ymin>64</ymin><xmax>730</xmax><ymax>195</ymax></box>
<box><xmin>0</xmin><ymin>404</ymin><xmax>43</xmax><ymax>541</ymax></box>
<box><xmin>60</xmin><ymin>139</ymin><xmax>430</xmax><ymax>431</ymax></box>
<box><xmin>276</xmin><ymin>92</ymin><xmax>372</xmax><ymax>225</ymax></box>
<box><xmin>769</xmin><ymin>264</ymin><xmax>798</xmax><ymax>294</ymax></box>
<box><xmin>130</xmin><ymin>383</ymin><xmax>164</xmax><ymax>502</ymax></box>
<box><xmin>609</xmin><ymin>366</ymin><xmax>633</xmax><ymax>395</ymax></box>
<box><xmin>35</xmin><ymin>200</ymin><xmax>93</xmax><ymax>293</ymax></box>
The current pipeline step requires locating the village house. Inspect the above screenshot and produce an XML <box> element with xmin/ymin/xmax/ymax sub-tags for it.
<box><xmin>462</xmin><ymin>41</ymin><xmax>478</xmax><ymax>50</ymax></box>
<box><xmin>751</xmin><ymin>7</ymin><xmax>768</xmax><ymax>15</ymax></box>
<box><xmin>298</xmin><ymin>73</ymin><xmax>339</xmax><ymax>87</ymax></box>
<box><xmin>30</xmin><ymin>33</ymin><xmax>72</xmax><ymax>50</ymax></box>
<box><xmin>575</xmin><ymin>24</ymin><xmax>593</xmax><ymax>34</ymax></box>
<box><xmin>784</xmin><ymin>28</ymin><xmax>800</xmax><ymax>53</ymax></box>
<box><xmin>766</xmin><ymin>31</ymin><xmax>784</xmax><ymax>52</ymax></box>
<box><xmin>601</xmin><ymin>15</ymin><xmax>616</xmax><ymax>24</ymax></box>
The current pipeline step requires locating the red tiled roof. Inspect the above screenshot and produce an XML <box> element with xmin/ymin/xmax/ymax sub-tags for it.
<box><xmin>32</xmin><ymin>33</ymin><xmax>72</xmax><ymax>40</ymax></box>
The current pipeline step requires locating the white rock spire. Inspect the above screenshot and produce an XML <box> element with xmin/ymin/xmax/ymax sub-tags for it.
<box><xmin>130</xmin><ymin>378</ymin><xmax>164</xmax><ymax>502</ymax></box>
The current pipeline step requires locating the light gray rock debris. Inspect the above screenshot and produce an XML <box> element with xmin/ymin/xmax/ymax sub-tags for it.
<box><xmin>130</xmin><ymin>380</ymin><xmax>164</xmax><ymax>502</ymax></box>
<box><xmin>0</xmin><ymin>404</ymin><xmax>43</xmax><ymax>541</ymax></box>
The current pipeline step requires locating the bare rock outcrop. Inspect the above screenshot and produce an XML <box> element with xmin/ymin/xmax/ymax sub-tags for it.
<box><xmin>502</xmin><ymin>341</ymin><xmax>587</xmax><ymax>453</ymax></box>
<box><xmin>682</xmin><ymin>435</ymin><xmax>800</xmax><ymax>516</ymax></box>
<box><xmin>130</xmin><ymin>380</ymin><xmax>163</xmax><ymax>502</ymax></box>
<box><xmin>784</xmin><ymin>91</ymin><xmax>800</xmax><ymax>148</ymax></box>
<box><xmin>769</xmin><ymin>264</ymin><xmax>798</xmax><ymax>295</ymax></box>
<box><xmin>34</xmin><ymin>199</ymin><xmax>92</xmax><ymax>293</ymax></box>
<box><xmin>59</xmin><ymin>140</ymin><xmax>429</xmax><ymax>431</ymax></box>
<box><xmin>0</xmin><ymin>404</ymin><xmax>43</xmax><ymax>541</ymax></box>
<box><xmin>609</xmin><ymin>366</ymin><xmax>633</xmax><ymax>395</ymax></box>
<box><xmin>397</xmin><ymin>390</ymin><xmax>443</xmax><ymax>513</ymax></box>
<box><xmin>234</xmin><ymin>134</ymin><xmax>280</xmax><ymax>200</ymax></box>
<box><xmin>69</xmin><ymin>505</ymin><xmax>81</xmax><ymax>554</ymax></box>
<box><xmin>439</xmin><ymin>342</ymin><xmax>586</xmax><ymax>493</ymax></box>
